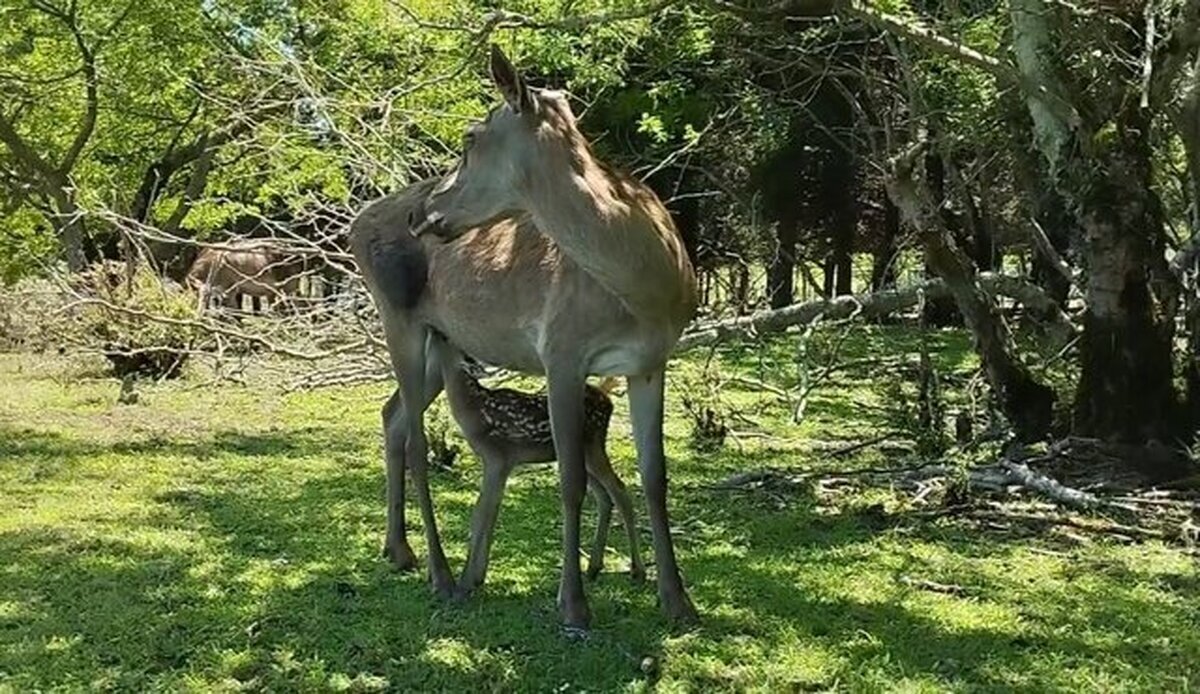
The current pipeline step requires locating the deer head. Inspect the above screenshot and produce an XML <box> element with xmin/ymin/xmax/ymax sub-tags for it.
<box><xmin>417</xmin><ymin>45</ymin><xmax>579</xmax><ymax>239</ymax></box>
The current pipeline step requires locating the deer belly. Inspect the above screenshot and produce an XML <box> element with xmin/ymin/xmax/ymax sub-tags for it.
<box><xmin>588</xmin><ymin>339</ymin><xmax>669</xmax><ymax>376</ymax></box>
<box><xmin>436</xmin><ymin>320</ymin><xmax>544</xmax><ymax>373</ymax></box>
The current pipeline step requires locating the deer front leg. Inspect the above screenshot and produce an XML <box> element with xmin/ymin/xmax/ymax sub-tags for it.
<box><xmin>628</xmin><ymin>370</ymin><xmax>698</xmax><ymax>626</ymax></box>
<box><xmin>585</xmin><ymin>471</ymin><xmax>613</xmax><ymax>581</ymax></box>
<box><xmin>547</xmin><ymin>369</ymin><xmax>590</xmax><ymax>630</ymax></box>
<box><xmin>459</xmin><ymin>453</ymin><xmax>513</xmax><ymax>593</ymax></box>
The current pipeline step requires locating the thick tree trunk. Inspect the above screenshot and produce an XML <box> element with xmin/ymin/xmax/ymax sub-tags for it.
<box><xmin>1010</xmin><ymin>0</ymin><xmax>1183</xmax><ymax>451</ymax></box>
<box><xmin>1074</xmin><ymin>122</ymin><xmax>1179</xmax><ymax>442</ymax></box>
<box><xmin>1180</xmin><ymin>55</ymin><xmax>1200</xmax><ymax>431</ymax></box>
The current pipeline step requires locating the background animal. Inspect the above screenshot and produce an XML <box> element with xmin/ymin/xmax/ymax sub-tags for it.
<box><xmin>185</xmin><ymin>245</ymin><xmax>301</xmax><ymax>313</ymax></box>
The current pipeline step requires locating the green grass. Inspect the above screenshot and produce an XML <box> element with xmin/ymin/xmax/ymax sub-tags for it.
<box><xmin>1</xmin><ymin>327</ymin><xmax>1198</xmax><ymax>692</ymax></box>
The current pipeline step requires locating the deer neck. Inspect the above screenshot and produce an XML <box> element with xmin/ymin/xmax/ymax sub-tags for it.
<box><xmin>521</xmin><ymin>141</ymin><xmax>696</xmax><ymax>331</ymax></box>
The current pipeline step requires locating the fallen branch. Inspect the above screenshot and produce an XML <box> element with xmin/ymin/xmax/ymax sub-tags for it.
<box><xmin>676</xmin><ymin>273</ymin><xmax>1072</xmax><ymax>352</ymax></box>
<box><xmin>826</xmin><ymin>433</ymin><xmax>899</xmax><ymax>458</ymax></box>
<box><xmin>964</xmin><ymin>508</ymin><xmax>1168</xmax><ymax>541</ymax></box>
<box><xmin>1000</xmin><ymin>457</ymin><xmax>1100</xmax><ymax>510</ymax></box>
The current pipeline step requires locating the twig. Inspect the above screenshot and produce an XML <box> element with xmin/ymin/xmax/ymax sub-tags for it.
<box><xmin>826</xmin><ymin>432</ymin><xmax>897</xmax><ymax>458</ymax></box>
<box><xmin>898</xmin><ymin>575</ymin><xmax>971</xmax><ymax>596</ymax></box>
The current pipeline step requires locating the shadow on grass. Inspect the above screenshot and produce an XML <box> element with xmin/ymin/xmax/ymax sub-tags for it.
<box><xmin>0</xmin><ymin>423</ymin><xmax>366</xmax><ymax>481</ymax></box>
<box><xmin>2</xmin><ymin>422</ymin><xmax>1197</xmax><ymax>689</ymax></box>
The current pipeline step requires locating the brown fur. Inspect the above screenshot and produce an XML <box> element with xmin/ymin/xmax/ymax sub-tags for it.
<box><xmin>349</xmin><ymin>46</ymin><xmax>699</xmax><ymax>627</ymax></box>
<box><xmin>185</xmin><ymin>245</ymin><xmax>300</xmax><ymax>312</ymax></box>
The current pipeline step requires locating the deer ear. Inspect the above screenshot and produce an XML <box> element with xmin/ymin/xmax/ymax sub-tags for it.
<box><xmin>489</xmin><ymin>44</ymin><xmax>533</xmax><ymax>114</ymax></box>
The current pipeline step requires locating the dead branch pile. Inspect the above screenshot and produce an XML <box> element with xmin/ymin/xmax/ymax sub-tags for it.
<box><xmin>708</xmin><ymin>437</ymin><xmax>1200</xmax><ymax>547</ymax></box>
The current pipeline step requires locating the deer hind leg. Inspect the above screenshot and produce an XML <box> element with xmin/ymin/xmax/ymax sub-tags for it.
<box><xmin>382</xmin><ymin>325</ymin><xmax>452</xmax><ymax>595</ymax></box>
<box><xmin>585</xmin><ymin>442</ymin><xmax>645</xmax><ymax>583</ymax></box>
<box><xmin>628</xmin><ymin>370</ymin><xmax>698</xmax><ymax>626</ymax></box>
<box><xmin>381</xmin><ymin>390</ymin><xmax>417</xmax><ymax>571</ymax></box>
<box><xmin>546</xmin><ymin>367</ymin><xmax>591</xmax><ymax>629</ymax></box>
<box><xmin>458</xmin><ymin>450</ymin><xmax>514</xmax><ymax>594</ymax></box>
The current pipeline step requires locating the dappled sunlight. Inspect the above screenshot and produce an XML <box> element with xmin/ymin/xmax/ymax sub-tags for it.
<box><xmin>2</xmin><ymin>350</ymin><xmax>1198</xmax><ymax>690</ymax></box>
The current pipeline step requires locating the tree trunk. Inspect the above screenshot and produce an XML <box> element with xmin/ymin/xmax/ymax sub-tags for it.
<box><xmin>1073</xmin><ymin>116</ymin><xmax>1179</xmax><ymax>442</ymax></box>
<box><xmin>767</xmin><ymin>213</ymin><xmax>799</xmax><ymax>309</ymax></box>
<box><xmin>1028</xmin><ymin>186</ymin><xmax>1073</xmax><ymax>307</ymax></box>
<box><xmin>827</xmin><ymin>144</ymin><xmax>857</xmax><ymax>296</ymax></box>
<box><xmin>1179</xmin><ymin>55</ymin><xmax>1200</xmax><ymax>431</ymax></box>
<box><xmin>922</xmin><ymin>150</ymin><xmax>962</xmax><ymax>325</ymax></box>
<box><xmin>50</xmin><ymin>189</ymin><xmax>88</xmax><ymax>272</ymax></box>
<box><xmin>1010</xmin><ymin>0</ymin><xmax>1183</xmax><ymax>450</ymax></box>
<box><xmin>872</xmin><ymin>197</ymin><xmax>900</xmax><ymax>291</ymax></box>
<box><xmin>830</xmin><ymin>220</ymin><xmax>854</xmax><ymax>296</ymax></box>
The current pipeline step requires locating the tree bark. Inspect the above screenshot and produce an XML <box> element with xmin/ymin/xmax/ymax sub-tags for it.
<box><xmin>768</xmin><ymin>213</ymin><xmax>799</xmax><ymax>309</ymax></box>
<box><xmin>871</xmin><ymin>197</ymin><xmax>900</xmax><ymax>291</ymax></box>
<box><xmin>1010</xmin><ymin>1</ymin><xmax>1182</xmax><ymax>444</ymax></box>
<box><xmin>1073</xmin><ymin>112</ymin><xmax>1180</xmax><ymax>442</ymax></box>
<box><xmin>921</xmin><ymin>149</ymin><xmax>961</xmax><ymax>325</ymax></box>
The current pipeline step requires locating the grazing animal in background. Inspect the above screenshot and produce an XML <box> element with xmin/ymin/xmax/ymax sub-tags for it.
<box><xmin>426</xmin><ymin>330</ymin><xmax>644</xmax><ymax>591</ymax></box>
<box><xmin>185</xmin><ymin>245</ymin><xmax>299</xmax><ymax>314</ymax></box>
<box><xmin>349</xmin><ymin>45</ymin><xmax>698</xmax><ymax>628</ymax></box>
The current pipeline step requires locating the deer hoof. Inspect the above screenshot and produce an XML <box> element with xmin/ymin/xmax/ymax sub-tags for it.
<box><xmin>383</xmin><ymin>541</ymin><xmax>418</xmax><ymax>572</ymax></box>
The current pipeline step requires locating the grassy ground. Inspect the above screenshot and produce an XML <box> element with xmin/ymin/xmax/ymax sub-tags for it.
<box><xmin>1</xmin><ymin>326</ymin><xmax>1198</xmax><ymax>692</ymax></box>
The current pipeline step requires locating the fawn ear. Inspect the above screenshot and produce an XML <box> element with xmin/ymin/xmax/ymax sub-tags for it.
<box><xmin>490</xmin><ymin>44</ymin><xmax>533</xmax><ymax>114</ymax></box>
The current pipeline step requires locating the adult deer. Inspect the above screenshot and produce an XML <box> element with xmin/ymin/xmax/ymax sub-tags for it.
<box><xmin>185</xmin><ymin>244</ymin><xmax>300</xmax><ymax>313</ymax></box>
<box><xmin>350</xmin><ymin>46</ymin><xmax>697</xmax><ymax>628</ymax></box>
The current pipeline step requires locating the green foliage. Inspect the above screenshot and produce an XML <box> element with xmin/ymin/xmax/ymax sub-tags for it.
<box><xmin>0</xmin><ymin>210</ymin><xmax>57</xmax><ymax>284</ymax></box>
<box><xmin>70</xmin><ymin>263</ymin><xmax>200</xmax><ymax>378</ymax></box>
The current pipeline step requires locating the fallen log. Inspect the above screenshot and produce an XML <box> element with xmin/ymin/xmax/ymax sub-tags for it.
<box><xmin>999</xmin><ymin>458</ymin><xmax>1100</xmax><ymax>510</ymax></box>
<box><xmin>675</xmin><ymin>273</ymin><xmax>1073</xmax><ymax>353</ymax></box>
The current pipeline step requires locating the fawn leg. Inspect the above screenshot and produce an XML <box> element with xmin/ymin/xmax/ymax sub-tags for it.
<box><xmin>587</xmin><ymin>444</ymin><xmax>645</xmax><ymax>582</ymax></box>
<box><xmin>459</xmin><ymin>453</ymin><xmax>513</xmax><ymax>592</ymax></box>
<box><xmin>585</xmin><ymin>469</ymin><xmax>613</xmax><ymax>580</ymax></box>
